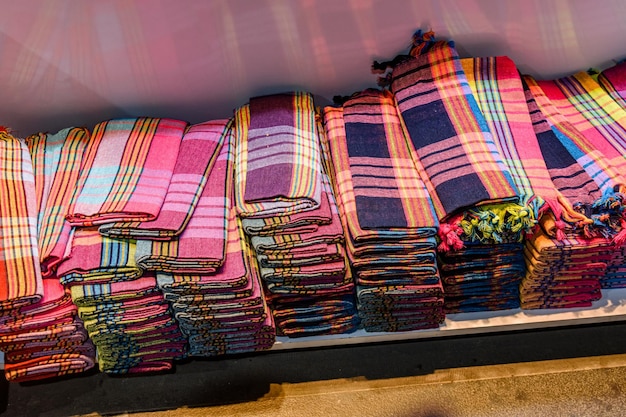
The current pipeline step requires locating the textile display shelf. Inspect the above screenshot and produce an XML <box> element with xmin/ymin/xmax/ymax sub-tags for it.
<box><xmin>3</xmin><ymin>0</ymin><xmax>626</xmax><ymax>374</ymax></box>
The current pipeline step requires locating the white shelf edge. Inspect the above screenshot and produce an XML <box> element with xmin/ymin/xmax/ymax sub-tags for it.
<box><xmin>2</xmin><ymin>288</ymin><xmax>626</xmax><ymax>370</ymax></box>
<box><xmin>271</xmin><ymin>288</ymin><xmax>626</xmax><ymax>350</ymax></box>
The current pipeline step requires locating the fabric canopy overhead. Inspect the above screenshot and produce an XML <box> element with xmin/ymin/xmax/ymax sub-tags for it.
<box><xmin>0</xmin><ymin>0</ymin><xmax>625</xmax><ymax>137</ymax></box>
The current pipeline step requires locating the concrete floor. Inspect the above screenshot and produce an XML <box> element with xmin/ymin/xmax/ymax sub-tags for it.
<box><xmin>3</xmin><ymin>322</ymin><xmax>626</xmax><ymax>417</ymax></box>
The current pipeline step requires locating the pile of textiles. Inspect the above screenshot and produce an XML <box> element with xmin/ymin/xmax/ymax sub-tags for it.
<box><xmin>0</xmin><ymin>130</ymin><xmax>95</xmax><ymax>382</ymax></box>
<box><xmin>323</xmin><ymin>89</ymin><xmax>444</xmax><ymax>332</ymax></box>
<box><xmin>379</xmin><ymin>33</ymin><xmax>535</xmax><ymax>314</ymax></box>
<box><xmin>517</xmin><ymin>73</ymin><xmax>626</xmax><ymax>307</ymax></box>
<box><xmin>156</xmin><ymin>207</ymin><xmax>276</xmax><ymax>356</ymax></box>
<box><xmin>234</xmin><ymin>92</ymin><xmax>359</xmax><ymax>337</ymax></box>
<box><xmin>55</xmin><ymin>118</ymin><xmax>190</xmax><ymax>373</ymax></box>
<box><xmin>151</xmin><ymin>125</ymin><xmax>276</xmax><ymax>355</ymax></box>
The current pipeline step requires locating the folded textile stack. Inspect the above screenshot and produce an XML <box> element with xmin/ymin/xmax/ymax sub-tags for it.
<box><xmin>515</xmin><ymin>76</ymin><xmax>618</xmax><ymax>307</ymax></box>
<box><xmin>68</xmin><ymin>275</ymin><xmax>186</xmax><ymax>374</ymax></box>
<box><xmin>598</xmin><ymin>61</ymin><xmax>626</xmax><ymax>110</ymax></box>
<box><xmin>134</xmin><ymin>124</ymin><xmax>232</xmax><ymax>274</ymax></box>
<box><xmin>234</xmin><ymin>91</ymin><xmax>358</xmax><ymax>337</ymax></box>
<box><xmin>527</xmin><ymin>72</ymin><xmax>626</xmax><ymax>290</ymax></box>
<box><xmin>1</xmin><ymin>131</ymin><xmax>95</xmax><ymax>382</ymax></box>
<box><xmin>99</xmin><ymin>120</ymin><xmax>229</xmax><ymax>240</ymax></box>
<box><xmin>323</xmin><ymin>88</ymin><xmax>444</xmax><ymax>332</ymax></box>
<box><xmin>66</xmin><ymin>117</ymin><xmax>187</xmax><ymax>227</ymax></box>
<box><xmin>156</xmin><ymin>206</ymin><xmax>276</xmax><ymax>356</ymax></box>
<box><xmin>1</xmin><ymin>279</ymin><xmax>96</xmax><ymax>382</ymax></box>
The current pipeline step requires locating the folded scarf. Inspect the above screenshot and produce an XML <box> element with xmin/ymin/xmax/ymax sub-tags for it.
<box><xmin>324</xmin><ymin>89</ymin><xmax>439</xmax><ymax>240</ymax></box>
<box><xmin>135</xmin><ymin>128</ymin><xmax>233</xmax><ymax>273</ymax></box>
<box><xmin>598</xmin><ymin>61</ymin><xmax>626</xmax><ymax>110</ymax></box>
<box><xmin>56</xmin><ymin>228</ymin><xmax>141</xmax><ymax>285</ymax></box>
<box><xmin>234</xmin><ymin>92</ymin><xmax>323</xmax><ymax>218</ymax></box>
<box><xmin>99</xmin><ymin>119</ymin><xmax>229</xmax><ymax>239</ymax></box>
<box><xmin>25</xmin><ymin>128</ymin><xmax>91</xmax><ymax>276</ymax></box>
<box><xmin>388</xmin><ymin>33</ymin><xmax>528</xmax><ymax>247</ymax></box>
<box><xmin>460</xmin><ymin>56</ymin><xmax>571</xmax><ymax>229</ymax></box>
<box><xmin>0</xmin><ymin>131</ymin><xmax>43</xmax><ymax>309</ymax></box>
<box><xmin>68</xmin><ymin>117</ymin><xmax>187</xmax><ymax>226</ymax></box>
<box><xmin>524</xmin><ymin>74</ymin><xmax>626</xmax><ymax>240</ymax></box>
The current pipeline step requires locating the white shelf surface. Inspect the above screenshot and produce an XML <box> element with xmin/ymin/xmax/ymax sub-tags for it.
<box><xmin>2</xmin><ymin>288</ymin><xmax>626</xmax><ymax>369</ymax></box>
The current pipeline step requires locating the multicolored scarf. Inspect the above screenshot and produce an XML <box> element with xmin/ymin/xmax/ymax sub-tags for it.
<box><xmin>25</xmin><ymin>127</ymin><xmax>91</xmax><ymax>276</ymax></box>
<box><xmin>524</xmin><ymin>74</ymin><xmax>626</xmax><ymax>240</ymax></box>
<box><xmin>323</xmin><ymin>92</ymin><xmax>438</xmax><ymax>244</ymax></box>
<box><xmin>68</xmin><ymin>117</ymin><xmax>187</xmax><ymax>226</ymax></box>
<box><xmin>56</xmin><ymin>228</ymin><xmax>141</xmax><ymax>285</ymax></box>
<box><xmin>99</xmin><ymin>120</ymin><xmax>229</xmax><ymax>240</ymax></box>
<box><xmin>234</xmin><ymin>92</ymin><xmax>323</xmax><ymax>219</ymax></box>
<box><xmin>0</xmin><ymin>131</ymin><xmax>43</xmax><ymax>309</ymax></box>
<box><xmin>598</xmin><ymin>61</ymin><xmax>626</xmax><ymax>110</ymax></box>
<box><xmin>134</xmin><ymin>129</ymin><xmax>232</xmax><ymax>273</ymax></box>
<box><xmin>460</xmin><ymin>56</ymin><xmax>567</xmax><ymax>228</ymax></box>
<box><xmin>388</xmin><ymin>34</ymin><xmax>530</xmax><ymax>248</ymax></box>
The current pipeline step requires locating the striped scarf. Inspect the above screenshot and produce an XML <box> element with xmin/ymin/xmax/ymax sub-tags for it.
<box><xmin>524</xmin><ymin>74</ymin><xmax>626</xmax><ymax>240</ymax></box>
<box><xmin>68</xmin><ymin>117</ymin><xmax>187</xmax><ymax>226</ymax></box>
<box><xmin>389</xmin><ymin>37</ymin><xmax>530</xmax><ymax>247</ymax></box>
<box><xmin>134</xmin><ymin>128</ymin><xmax>233</xmax><ymax>274</ymax></box>
<box><xmin>25</xmin><ymin>128</ymin><xmax>91</xmax><ymax>276</ymax></box>
<box><xmin>234</xmin><ymin>92</ymin><xmax>323</xmax><ymax>219</ymax></box>
<box><xmin>0</xmin><ymin>131</ymin><xmax>43</xmax><ymax>309</ymax></box>
<box><xmin>324</xmin><ymin>89</ymin><xmax>438</xmax><ymax>242</ymax></box>
<box><xmin>99</xmin><ymin>120</ymin><xmax>229</xmax><ymax>240</ymax></box>
<box><xmin>460</xmin><ymin>56</ymin><xmax>564</xmax><ymax>225</ymax></box>
<box><xmin>56</xmin><ymin>228</ymin><xmax>141</xmax><ymax>285</ymax></box>
<box><xmin>598</xmin><ymin>61</ymin><xmax>626</xmax><ymax>110</ymax></box>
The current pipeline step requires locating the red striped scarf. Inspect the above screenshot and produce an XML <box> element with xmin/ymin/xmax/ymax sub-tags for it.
<box><xmin>0</xmin><ymin>132</ymin><xmax>43</xmax><ymax>309</ymax></box>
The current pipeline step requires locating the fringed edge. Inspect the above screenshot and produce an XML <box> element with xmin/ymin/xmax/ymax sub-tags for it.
<box><xmin>570</xmin><ymin>186</ymin><xmax>626</xmax><ymax>243</ymax></box>
<box><xmin>437</xmin><ymin>202</ymin><xmax>538</xmax><ymax>252</ymax></box>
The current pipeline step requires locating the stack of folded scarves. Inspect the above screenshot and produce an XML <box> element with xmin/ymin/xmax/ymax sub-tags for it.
<box><xmin>56</xmin><ymin>117</ymin><xmax>189</xmax><ymax>373</ymax></box>
<box><xmin>323</xmin><ymin>88</ymin><xmax>444</xmax><ymax>332</ymax></box>
<box><xmin>234</xmin><ymin>91</ymin><xmax>358</xmax><ymax>337</ymax></box>
<box><xmin>1</xmin><ymin>130</ymin><xmax>95</xmax><ymax>382</ymax></box>
<box><xmin>385</xmin><ymin>34</ymin><xmax>533</xmax><ymax>314</ymax></box>
<box><xmin>131</xmin><ymin>121</ymin><xmax>231</xmax><ymax>274</ymax></box>
<box><xmin>516</xmin><ymin>75</ymin><xmax>623</xmax><ymax>307</ymax></box>
<box><xmin>156</xmin><ymin>205</ymin><xmax>276</xmax><ymax>356</ymax></box>
<box><xmin>527</xmin><ymin>71</ymin><xmax>626</xmax><ymax>290</ymax></box>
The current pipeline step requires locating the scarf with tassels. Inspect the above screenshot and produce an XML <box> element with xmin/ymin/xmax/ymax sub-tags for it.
<box><xmin>523</xmin><ymin>74</ymin><xmax>626</xmax><ymax>243</ymax></box>
<box><xmin>598</xmin><ymin>60</ymin><xmax>626</xmax><ymax>110</ymax></box>
<box><xmin>386</xmin><ymin>31</ymin><xmax>530</xmax><ymax>249</ymax></box>
<box><xmin>460</xmin><ymin>56</ymin><xmax>569</xmax><ymax>231</ymax></box>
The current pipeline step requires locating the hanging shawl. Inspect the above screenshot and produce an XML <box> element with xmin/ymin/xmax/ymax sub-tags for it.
<box><xmin>67</xmin><ymin>117</ymin><xmax>187</xmax><ymax>226</ymax></box>
<box><xmin>387</xmin><ymin>31</ymin><xmax>529</xmax><ymax>249</ymax></box>
<box><xmin>234</xmin><ymin>92</ymin><xmax>323</xmax><ymax>219</ymax></box>
<box><xmin>134</xmin><ymin>127</ymin><xmax>233</xmax><ymax>274</ymax></box>
<box><xmin>100</xmin><ymin>120</ymin><xmax>229</xmax><ymax>240</ymax></box>
<box><xmin>523</xmin><ymin>74</ymin><xmax>626</xmax><ymax>241</ymax></box>
<box><xmin>598</xmin><ymin>60</ymin><xmax>626</xmax><ymax>110</ymax></box>
<box><xmin>25</xmin><ymin>128</ymin><xmax>91</xmax><ymax>276</ymax></box>
<box><xmin>0</xmin><ymin>131</ymin><xmax>43</xmax><ymax>309</ymax></box>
